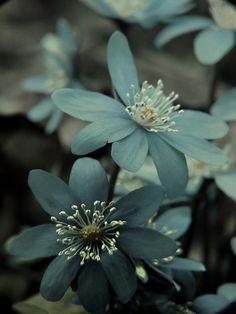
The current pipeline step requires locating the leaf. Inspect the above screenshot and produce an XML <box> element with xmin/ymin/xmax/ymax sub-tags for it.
<box><xmin>13</xmin><ymin>290</ymin><xmax>88</xmax><ymax>314</ymax></box>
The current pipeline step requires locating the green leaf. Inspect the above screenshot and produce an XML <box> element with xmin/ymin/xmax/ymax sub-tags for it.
<box><xmin>13</xmin><ymin>290</ymin><xmax>88</xmax><ymax>314</ymax></box>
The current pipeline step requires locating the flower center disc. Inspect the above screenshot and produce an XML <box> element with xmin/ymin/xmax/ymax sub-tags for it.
<box><xmin>80</xmin><ymin>225</ymin><xmax>100</xmax><ymax>241</ymax></box>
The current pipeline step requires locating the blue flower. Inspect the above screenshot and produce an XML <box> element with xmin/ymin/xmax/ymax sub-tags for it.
<box><xmin>23</xmin><ymin>18</ymin><xmax>83</xmax><ymax>133</ymax></box>
<box><xmin>52</xmin><ymin>31</ymin><xmax>228</xmax><ymax>199</ymax></box>
<box><xmin>8</xmin><ymin>157</ymin><xmax>176</xmax><ymax>313</ymax></box>
<box><xmin>79</xmin><ymin>0</ymin><xmax>194</xmax><ymax>28</ymax></box>
<box><xmin>155</xmin><ymin>0</ymin><xmax>236</xmax><ymax>65</ymax></box>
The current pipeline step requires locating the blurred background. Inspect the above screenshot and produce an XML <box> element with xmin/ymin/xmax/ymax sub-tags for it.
<box><xmin>1</xmin><ymin>0</ymin><xmax>236</xmax><ymax>313</ymax></box>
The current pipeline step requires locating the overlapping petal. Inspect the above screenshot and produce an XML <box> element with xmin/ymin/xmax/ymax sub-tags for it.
<box><xmin>28</xmin><ymin>170</ymin><xmax>77</xmax><ymax>216</ymax></box>
<box><xmin>148</xmin><ymin>133</ymin><xmax>188</xmax><ymax>198</ymax></box>
<box><xmin>40</xmin><ymin>255</ymin><xmax>81</xmax><ymax>301</ymax></box>
<box><xmin>77</xmin><ymin>262</ymin><xmax>110</xmax><ymax>312</ymax></box>
<box><xmin>175</xmin><ymin>110</ymin><xmax>228</xmax><ymax>139</ymax></box>
<box><xmin>8</xmin><ymin>224</ymin><xmax>62</xmax><ymax>259</ymax></box>
<box><xmin>69</xmin><ymin>158</ymin><xmax>109</xmax><ymax>207</ymax></box>
<box><xmin>27</xmin><ymin>97</ymin><xmax>54</xmax><ymax>122</ymax></box>
<box><xmin>117</xmin><ymin>227</ymin><xmax>177</xmax><ymax>259</ymax></box>
<box><xmin>52</xmin><ymin>89</ymin><xmax>128</xmax><ymax>122</ymax></box>
<box><xmin>71</xmin><ymin>118</ymin><xmax>136</xmax><ymax>155</ymax></box>
<box><xmin>111</xmin><ymin>128</ymin><xmax>148</xmax><ymax>172</ymax></box>
<box><xmin>215</xmin><ymin>170</ymin><xmax>236</xmax><ymax>201</ymax></box>
<box><xmin>194</xmin><ymin>27</ymin><xmax>235</xmax><ymax>64</ymax></box>
<box><xmin>100</xmin><ymin>251</ymin><xmax>137</xmax><ymax>303</ymax></box>
<box><xmin>211</xmin><ymin>87</ymin><xmax>236</xmax><ymax>121</ymax></box>
<box><xmin>112</xmin><ymin>185</ymin><xmax>164</xmax><ymax>226</ymax></box>
<box><xmin>160</xmin><ymin>133</ymin><xmax>227</xmax><ymax>166</ymax></box>
<box><xmin>107</xmin><ymin>31</ymin><xmax>139</xmax><ymax>105</ymax></box>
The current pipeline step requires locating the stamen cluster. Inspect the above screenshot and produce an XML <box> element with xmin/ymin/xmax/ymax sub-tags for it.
<box><xmin>126</xmin><ymin>80</ymin><xmax>183</xmax><ymax>133</ymax></box>
<box><xmin>51</xmin><ymin>201</ymin><xmax>126</xmax><ymax>265</ymax></box>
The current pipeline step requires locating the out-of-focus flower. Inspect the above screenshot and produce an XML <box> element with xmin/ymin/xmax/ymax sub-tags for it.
<box><xmin>52</xmin><ymin>31</ymin><xmax>228</xmax><ymax>199</ymax></box>
<box><xmin>7</xmin><ymin>157</ymin><xmax>176</xmax><ymax>313</ymax></box>
<box><xmin>23</xmin><ymin>18</ymin><xmax>83</xmax><ymax>134</ymax></box>
<box><xmin>79</xmin><ymin>0</ymin><xmax>194</xmax><ymax>28</ymax></box>
<box><xmin>155</xmin><ymin>0</ymin><xmax>236</xmax><ymax>65</ymax></box>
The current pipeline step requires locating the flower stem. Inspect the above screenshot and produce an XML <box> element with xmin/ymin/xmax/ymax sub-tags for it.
<box><xmin>108</xmin><ymin>163</ymin><xmax>120</xmax><ymax>203</ymax></box>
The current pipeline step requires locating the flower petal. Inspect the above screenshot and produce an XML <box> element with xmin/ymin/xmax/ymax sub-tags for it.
<box><xmin>194</xmin><ymin>28</ymin><xmax>235</xmax><ymax>65</ymax></box>
<box><xmin>118</xmin><ymin>227</ymin><xmax>177</xmax><ymax>259</ymax></box>
<box><xmin>71</xmin><ymin>118</ymin><xmax>136</xmax><ymax>155</ymax></box>
<box><xmin>69</xmin><ymin>158</ymin><xmax>108</xmax><ymax>207</ymax></box>
<box><xmin>192</xmin><ymin>294</ymin><xmax>230</xmax><ymax>314</ymax></box>
<box><xmin>27</xmin><ymin>97</ymin><xmax>53</xmax><ymax>122</ymax></box>
<box><xmin>111</xmin><ymin>128</ymin><xmax>148</xmax><ymax>172</ymax></box>
<box><xmin>40</xmin><ymin>255</ymin><xmax>80</xmax><ymax>301</ymax></box>
<box><xmin>160</xmin><ymin>133</ymin><xmax>227</xmax><ymax>166</ymax></box>
<box><xmin>28</xmin><ymin>170</ymin><xmax>77</xmax><ymax>216</ymax></box>
<box><xmin>45</xmin><ymin>108</ymin><xmax>63</xmax><ymax>134</ymax></box>
<box><xmin>113</xmin><ymin>185</ymin><xmax>165</xmax><ymax>226</ymax></box>
<box><xmin>154</xmin><ymin>206</ymin><xmax>191</xmax><ymax>240</ymax></box>
<box><xmin>23</xmin><ymin>74</ymin><xmax>52</xmax><ymax>93</ymax></box>
<box><xmin>175</xmin><ymin>110</ymin><xmax>228</xmax><ymax>139</ymax></box>
<box><xmin>211</xmin><ymin>87</ymin><xmax>236</xmax><ymax>122</ymax></box>
<box><xmin>161</xmin><ymin>257</ymin><xmax>206</xmax><ymax>272</ymax></box>
<box><xmin>8</xmin><ymin>224</ymin><xmax>61</xmax><ymax>259</ymax></box>
<box><xmin>52</xmin><ymin>89</ymin><xmax>127</xmax><ymax>122</ymax></box>
<box><xmin>215</xmin><ymin>170</ymin><xmax>236</xmax><ymax>201</ymax></box>
<box><xmin>100</xmin><ymin>251</ymin><xmax>137</xmax><ymax>303</ymax></box>
<box><xmin>76</xmin><ymin>262</ymin><xmax>110</xmax><ymax>312</ymax></box>
<box><xmin>155</xmin><ymin>16</ymin><xmax>213</xmax><ymax>47</ymax></box>
<box><xmin>148</xmin><ymin>133</ymin><xmax>188</xmax><ymax>199</ymax></box>
<box><xmin>107</xmin><ymin>31</ymin><xmax>139</xmax><ymax>105</ymax></box>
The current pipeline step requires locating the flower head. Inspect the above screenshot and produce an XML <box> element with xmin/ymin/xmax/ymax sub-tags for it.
<box><xmin>155</xmin><ymin>1</ymin><xmax>236</xmax><ymax>65</ymax></box>
<box><xmin>126</xmin><ymin>80</ymin><xmax>182</xmax><ymax>133</ymax></box>
<box><xmin>23</xmin><ymin>18</ymin><xmax>83</xmax><ymax>134</ymax></box>
<box><xmin>80</xmin><ymin>0</ymin><xmax>194</xmax><ymax>27</ymax></box>
<box><xmin>52</xmin><ymin>31</ymin><xmax>228</xmax><ymax>199</ymax></box>
<box><xmin>8</xmin><ymin>157</ymin><xmax>176</xmax><ymax>313</ymax></box>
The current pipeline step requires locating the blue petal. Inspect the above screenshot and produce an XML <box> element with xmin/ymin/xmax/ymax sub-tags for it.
<box><xmin>231</xmin><ymin>236</ymin><xmax>236</xmax><ymax>255</ymax></box>
<box><xmin>148</xmin><ymin>133</ymin><xmax>188</xmax><ymax>199</ymax></box>
<box><xmin>217</xmin><ymin>283</ymin><xmax>236</xmax><ymax>303</ymax></box>
<box><xmin>160</xmin><ymin>133</ymin><xmax>227</xmax><ymax>166</ymax></box>
<box><xmin>155</xmin><ymin>16</ymin><xmax>212</xmax><ymax>47</ymax></box>
<box><xmin>71</xmin><ymin>118</ymin><xmax>136</xmax><ymax>155</ymax></box>
<box><xmin>215</xmin><ymin>170</ymin><xmax>236</xmax><ymax>201</ymax></box>
<box><xmin>77</xmin><ymin>262</ymin><xmax>110</xmax><ymax>312</ymax></box>
<box><xmin>107</xmin><ymin>31</ymin><xmax>139</xmax><ymax>105</ymax></box>
<box><xmin>52</xmin><ymin>89</ymin><xmax>127</xmax><ymax>122</ymax></box>
<box><xmin>175</xmin><ymin>110</ymin><xmax>228</xmax><ymax>139</ymax></box>
<box><xmin>154</xmin><ymin>206</ymin><xmax>191</xmax><ymax>240</ymax></box>
<box><xmin>40</xmin><ymin>255</ymin><xmax>80</xmax><ymax>301</ymax></box>
<box><xmin>28</xmin><ymin>170</ymin><xmax>77</xmax><ymax>216</ymax></box>
<box><xmin>117</xmin><ymin>227</ymin><xmax>177</xmax><ymax>259</ymax></box>
<box><xmin>111</xmin><ymin>128</ymin><xmax>148</xmax><ymax>172</ymax></box>
<box><xmin>211</xmin><ymin>87</ymin><xmax>236</xmax><ymax>122</ymax></box>
<box><xmin>80</xmin><ymin>0</ymin><xmax>116</xmax><ymax>18</ymax></box>
<box><xmin>100</xmin><ymin>251</ymin><xmax>137</xmax><ymax>304</ymax></box>
<box><xmin>8</xmin><ymin>224</ymin><xmax>61</xmax><ymax>259</ymax></box>
<box><xmin>45</xmin><ymin>108</ymin><xmax>63</xmax><ymax>134</ymax></box>
<box><xmin>23</xmin><ymin>74</ymin><xmax>52</xmax><ymax>94</ymax></box>
<box><xmin>112</xmin><ymin>185</ymin><xmax>165</xmax><ymax>226</ymax></box>
<box><xmin>192</xmin><ymin>294</ymin><xmax>230</xmax><ymax>314</ymax></box>
<box><xmin>69</xmin><ymin>158</ymin><xmax>108</xmax><ymax>207</ymax></box>
<box><xmin>27</xmin><ymin>97</ymin><xmax>54</xmax><ymax>122</ymax></box>
<box><xmin>56</xmin><ymin>18</ymin><xmax>77</xmax><ymax>51</ymax></box>
<box><xmin>194</xmin><ymin>28</ymin><xmax>235</xmax><ymax>65</ymax></box>
<box><xmin>161</xmin><ymin>257</ymin><xmax>206</xmax><ymax>272</ymax></box>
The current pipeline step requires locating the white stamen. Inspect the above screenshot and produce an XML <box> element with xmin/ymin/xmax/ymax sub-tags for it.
<box><xmin>125</xmin><ymin>80</ymin><xmax>183</xmax><ymax>133</ymax></box>
<box><xmin>52</xmin><ymin>201</ymin><xmax>126</xmax><ymax>265</ymax></box>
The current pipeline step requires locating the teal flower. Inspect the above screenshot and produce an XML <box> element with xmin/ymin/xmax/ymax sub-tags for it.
<box><xmin>52</xmin><ymin>31</ymin><xmax>228</xmax><ymax>199</ymax></box>
<box><xmin>23</xmin><ymin>18</ymin><xmax>83</xmax><ymax>133</ymax></box>
<box><xmin>155</xmin><ymin>0</ymin><xmax>236</xmax><ymax>65</ymax></box>
<box><xmin>79</xmin><ymin>0</ymin><xmax>194</xmax><ymax>28</ymax></box>
<box><xmin>8</xmin><ymin>157</ymin><xmax>176</xmax><ymax>313</ymax></box>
